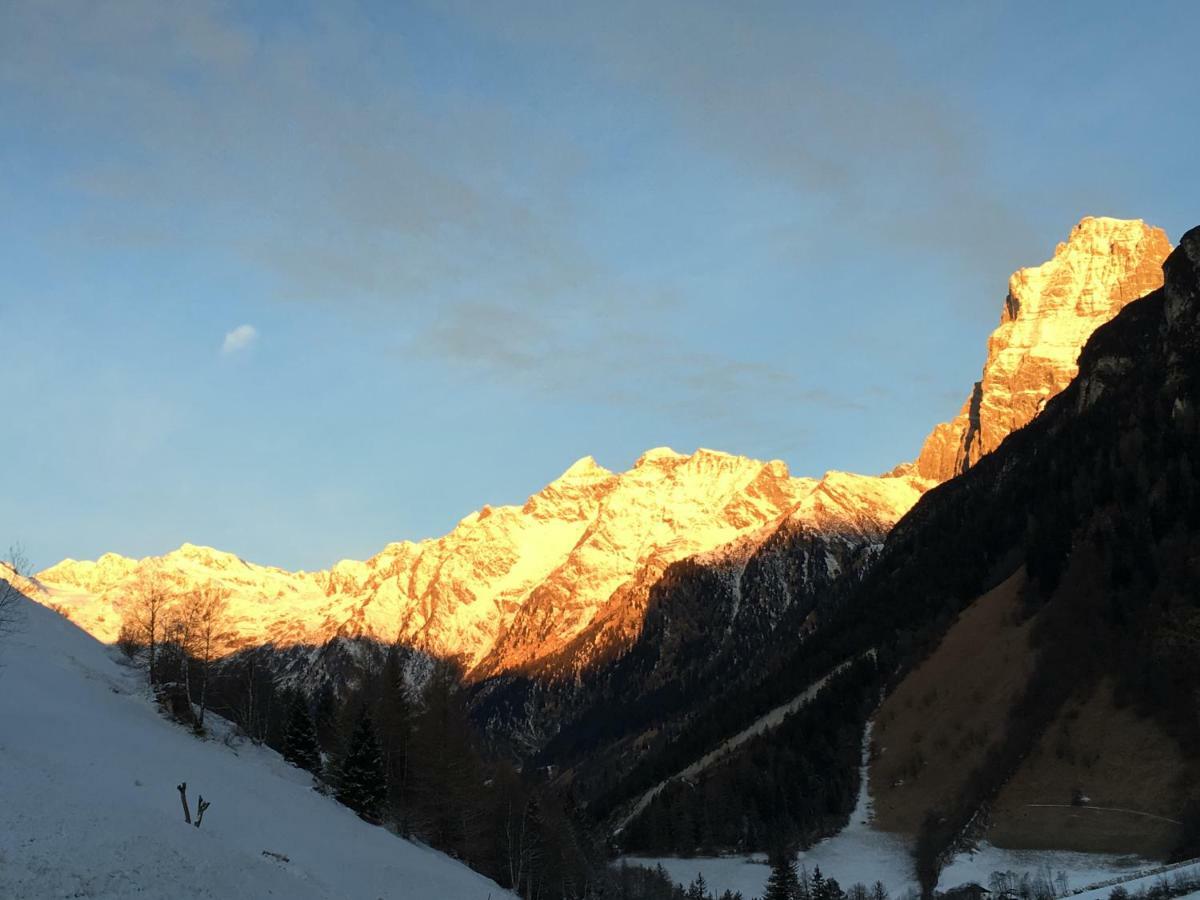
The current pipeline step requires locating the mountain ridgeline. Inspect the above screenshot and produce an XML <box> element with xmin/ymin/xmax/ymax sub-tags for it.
<box><xmin>16</xmin><ymin>217</ymin><xmax>1196</xmax><ymax>893</ymax></box>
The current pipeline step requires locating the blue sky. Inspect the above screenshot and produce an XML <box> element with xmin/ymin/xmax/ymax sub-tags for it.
<box><xmin>3</xmin><ymin>1</ymin><xmax>1197</xmax><ymax>571</ymax></box>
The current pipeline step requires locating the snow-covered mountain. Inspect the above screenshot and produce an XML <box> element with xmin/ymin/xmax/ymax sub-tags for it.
<box><xmin>27</xmin><ymin>216</ymin><xmax>1170</xmax><ymax>702</ymax></box>
<box><xmin>33</xmin><ymin>451</ymin><xmax>928</xmax><ymax>679</ymax></box>
<box><xmin>0</xmin><ymin>591</ymin><xmax>516</xmax><ymax>900</ymax></box>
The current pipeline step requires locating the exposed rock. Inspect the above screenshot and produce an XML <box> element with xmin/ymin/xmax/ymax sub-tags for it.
<box><xmin>914</xmin><ymin>217</ymin><xmax>1171</xmax><ymax>481</ymax></box>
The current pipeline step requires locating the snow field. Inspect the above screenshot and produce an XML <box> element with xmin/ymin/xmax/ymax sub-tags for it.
<box><xmin>0</xmin><ymin>596</ymin><xmax>515</xmax><ymax>899</ymax></box>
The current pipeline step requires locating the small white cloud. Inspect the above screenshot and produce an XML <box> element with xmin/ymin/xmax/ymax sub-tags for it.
<box><xmin>221</xmin><ymin>324</ymin><xmax>258</xmax><ymax>354</ymax></box>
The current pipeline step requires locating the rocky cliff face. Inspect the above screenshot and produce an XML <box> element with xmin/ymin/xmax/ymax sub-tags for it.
<box><xmin>914</xmin><ymin>217</ymin><xmax>1171</xmax><ymax>481</ymax></box>
<box><xmin>32</xmin><ymin>450</ymin><xmax>926</xmax><ymax>678</ymax></box>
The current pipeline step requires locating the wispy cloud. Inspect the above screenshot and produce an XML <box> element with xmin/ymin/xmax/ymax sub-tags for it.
<box><xmin>0</xmin><ymin>0</ymin><xmax>1032</xmax><ymax>443</ymax></box>
<box><xmin>221</xmin><ymin>324</ymin><xmax>257</xmax><ymax>355</ymax></box>
<box><xmin>433</xmin><ymin>1</ymin><xmax>1039</xmax><ymax>272</ymax></box>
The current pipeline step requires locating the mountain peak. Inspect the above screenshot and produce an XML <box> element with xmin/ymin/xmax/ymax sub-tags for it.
<box><xmin>914</xmin><ymin>216</ymin><xmax>1171</xmax><ymax>481</ymax></box>
<box><xmin>634</xmin><ymin>446</ymin><xmax>687</xmax><ymax>467</ymax></box>
<box><xmin>556</xmin><ymin>455</ymin><xmax>613</xmax><ymax>481</ymax></box>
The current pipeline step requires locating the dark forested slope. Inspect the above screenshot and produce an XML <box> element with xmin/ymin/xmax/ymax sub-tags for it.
<box><xmin>614</xmin><ymin>227</ymin><xmax>1200</xmax><ymax>875</ymax></box>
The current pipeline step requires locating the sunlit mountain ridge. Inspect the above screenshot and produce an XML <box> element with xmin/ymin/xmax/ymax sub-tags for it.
<box><xmin>27</xmin><ymin>217</ymin><xmax>1173</xmax><ymax>686</ymax></box>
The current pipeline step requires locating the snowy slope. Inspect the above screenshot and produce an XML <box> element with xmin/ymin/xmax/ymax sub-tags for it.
<box><xmin>0</xmin><ymin>595</ymin><xmax>516</xmax><ymax>900</ymax></box>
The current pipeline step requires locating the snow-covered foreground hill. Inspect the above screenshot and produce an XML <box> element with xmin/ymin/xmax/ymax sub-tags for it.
<box><xmin>0</xmin><ymin>595</ymin><xmax>515</xmax><ymax>900</ymax></box>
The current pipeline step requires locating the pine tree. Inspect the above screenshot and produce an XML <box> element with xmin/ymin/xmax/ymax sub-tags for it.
<box><xmin>313</xmin><ymin>682</ymin><xmax>339</xmax><ymax>756</ymax></box>
<box><xmin>810</xmin><ymin>866</ymin><xmax>827</xmax><ymax>900</ymax></box>
<box><xmin>410</xmin><ymin>660</ymin><xmax>484</xmax><ymax>856</ymax></box>
<box><xmin>282</xmin><ymin>693</ymin><xmax>321</xmax><ymax>773</ymax></box>
<box><xmin>764</xmin><ymin>847</ymin><xmax>800</xmax><ymax>900</ymax></box>
<box><xmin>336</xmin><ymin>709</ymin><xmax>387</xmax><ymax>820</ymax></box>
<box><xmin>687</xmin><ymin>872</ymin><xmax>709</xmax><ymax>900</ymax></box>
<box><xmin>375</xmin><ymin>644</ymin><xmax>414</xmax><ymax>826</ymax></box>
<box><xmin>798</xmin><ymin>866</ymin><xmax>812</xmax><ymax>900</ymax></box>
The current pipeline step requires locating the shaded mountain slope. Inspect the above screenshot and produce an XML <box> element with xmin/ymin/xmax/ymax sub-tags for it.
<box><xmin>613</xmin><ymin>226</ymin><xmax>1200</xmax><ymax>869</ymax></box>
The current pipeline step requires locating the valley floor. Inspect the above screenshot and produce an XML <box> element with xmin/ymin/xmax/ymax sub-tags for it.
<box><xmin>0</xmin><ymin>597</ymin><xmax>514</xmax><ymax>900</ymax></box>
<box><xmin>622</xmin><ymin>722</ymin><xmax>1168</xmax><ymax>899</ymax></box>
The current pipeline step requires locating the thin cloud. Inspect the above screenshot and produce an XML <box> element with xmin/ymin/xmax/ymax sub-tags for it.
<box><xmin>221</xmin><ymin>324</ymin><xmax>258</xmax><ymax>355</ymax></box>
<box><xmin>0</xmin><ymin>1</ymin><xmax>1030</xmax><ymax>444</ymax></box>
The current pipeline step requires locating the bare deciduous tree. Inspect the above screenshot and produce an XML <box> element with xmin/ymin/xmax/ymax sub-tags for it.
<box><xmin>0</xmin><ymin>544</ymin><xmax>30</xmax><ymax>641</ymax></box>
<box><xmin>163</xmin><ymin>608</ymin><xmax>197</xmax><ymax>712</ymax></box>
<box><xmin>177</xmin><ymin>781</ymin><xmax>192</xmax><ymax>824</ymax></box>
<box><xmin>503</xmin><ymin>792</ymin><xmax>539</xmax><ymax>892</ymax></box>
<box><xmin>122</xmin><ymin>566</ymin><xmax>172</xmax><ymax>685</ymax></box>
<box><xmin>175</xmin><ymin>584</ymin><xmax>231</xmax><ymax>727</ymax></box>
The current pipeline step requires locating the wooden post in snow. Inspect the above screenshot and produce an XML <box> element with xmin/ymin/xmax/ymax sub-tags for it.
<box><xmin>195</xmin><ymin>795</ymin><xmax>211</xmax><ymax>828</ymax></box>
<box><xmin>177</xmin><ymin>782</ymin><xmax>192</xmax><ymax>824</ymax></box>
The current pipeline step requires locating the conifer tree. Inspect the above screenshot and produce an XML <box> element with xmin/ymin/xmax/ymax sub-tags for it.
<box><xmin>336</xmin><ymin>709</ymin><xmax>386</xmax><ymax>819</ymax></box>
<box><xmin>798</xmin><ymin>865</ymin><xmax>812</xmax><ymax>900</ymax></box>
<box><xmin>411</xmin><ymin>660</ymin><xmax>484</xmax><ymax>856</ymax></box>
<box><xmin>810</xmin><ymin>866</ymin><xmax>827</xmax><ymax>900</ymax></box>
<box><xmin>764</xmin><ymin>847</ymin><xmax>800</xmax><ymax>900</ymax></box>
<box><xmin>376</xmin><ymin>644</ymin><xmax>414</xmax><ymax>826</ymax></box>
<box><xmin>282</xmin><ymin>693</ymin><xmax>321</xmax><ymax>773</ymax></box>
<box><xmin>313</xmin><ymin>683</ymin><xmax>339</xmax><ymax>756</ymax></box>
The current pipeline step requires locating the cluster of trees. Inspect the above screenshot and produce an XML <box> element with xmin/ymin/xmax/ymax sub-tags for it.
<box><xmin>609</xmin><ymin>864</ymin><xmax>743</xmax><ymax>900</ymax></box>
<box><xmin>622</xmin><ymin>657</ymin><xmax>881</xmax><ymax>855</ymax></box>
<box><xmin>116</xmin><ymin>568</ymin><xmax>233</xmax><ymax>731</ymax></box>
<box><xmin>117</xmin><ymin>579</ymin><xmax>606</xmax><ymax>898</ymax></box>
<box><xmin>608</xmin><ymin>857</ymin><xmax>891</xmax><ymax>900</ymax></box>
<box><xmin>982</xmin><ymin>868</ymin><xmax>1070</xmax><ymax>900</ymax></box>
<box><xmin>760</xmin><ymin>851</ymin><xmax>888</xmax><ymax>900</ymax></box>
<box><xmin>224</xmin><ymin>652</ymin><xmax>599</xmax><ymax>898</ymax></box>
<box><xmin>1106</xmin><ymin>869</ymin><xmax>1200</xmax><ymax>900</ymax></box>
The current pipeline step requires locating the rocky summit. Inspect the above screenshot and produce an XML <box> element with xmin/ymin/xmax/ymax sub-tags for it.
<box><xmin>914</xmin><ymin>216</ymin><xmax>1172</xmax><ymax>481</ymax></box>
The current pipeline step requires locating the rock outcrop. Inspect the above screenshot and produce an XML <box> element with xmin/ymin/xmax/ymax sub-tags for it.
<box><xmin>914</xmin><ymin>217</ymin><xmax>1171</xmax><ymax>481</ymax></box>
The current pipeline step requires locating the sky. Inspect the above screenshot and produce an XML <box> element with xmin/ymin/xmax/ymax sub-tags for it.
<box><xmin>3</xmin><ymin>1</ymin><xmax>1198</xmax><ymax>571</ymax></box>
